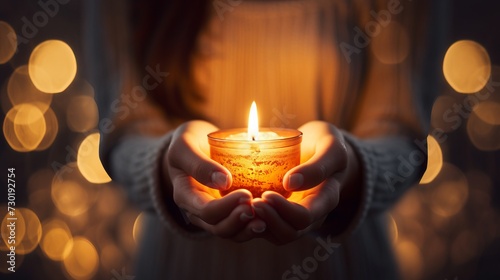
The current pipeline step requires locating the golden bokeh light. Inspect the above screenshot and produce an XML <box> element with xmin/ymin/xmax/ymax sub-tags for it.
<box><xmin>0</xmin><ymin>254</ymin><xmax>25</xmax><ymax>274</ymax></box>
<box><xmin>393</xmin><ymin>189</ymin><xmax>422</xmax><ymax>218</ymax></box>
<box><xmin>1</xmin><ymin>209</ymin><xmax>26</xmax><ymax>250</ymax></box>
<box><xmin>3</xmin><ymin>104</ymin><xmax>47</xmax><ymax>152</ymax></box>
<box><xmin>96</xmin><ymin>186</ymin><xmax>125</xmax><ymax>217</ymax></box>
<box><xmin>14</xmin><ymin>104</ymin><xmax>46</xmax><ymax>150</ymax></box>
<box><xmin>4</xmin><ymin>107</ymin><xmax>28</xmax><ymax>151</ymax></box>
<box><xmin>133</xmin><ymin>212</ymin><xmax>146</xmax><ymax>243</ymax></box>
<box><xmin>16</xmin><ymin>208</ymin><xmax>42</xmax><ymax>255</ymax></box>
<box><xmin>35</xmin><ymin>107</ymin><xmax>59</xmax><ymax>151</ymax></box>
<box><xmin>419</xmin><ymin>135</ymin><xmax>443</xmax><ymax>184</ymax></box>
<box><xmin>0</xmin><ymin>21</ymin><xmax>16</xmax><ymax>64</ymax></box>
<box><xmin>395</xmin><ymin>240</ymin><xmax>423</xmax><ymax>280</ymax></box>
<box><xmin>467</xmin><ymin>108</ymin><xmax>500</xmax><ymax>151</ymax></box>
<box><xmin>388</xmin><ymin>215</ymin><xmax>398</xmax><ymax>244</ymax></box>
<box><xmin>77</xmin><ymin>133</ymin><xmax>112</xmax><ymax>184</ymax></box>
<box><xmin>100</xmin><ymin>243</ymin><xmax>124</xmax><ymax>271</ymax></box>
<box><xmin>443</xmin><ymin>40</ymin><xmax>491</xmax><ymax>94</ymax></box>
<box><xmin>429</xmin><ymin>164</ymin><xmax>469</xmax><ymax>218</ymax></box>
<box><xmin>372</xmin><ymin>21</ymin><xmax>409</xmax><ymax>65</ymax></box>
<box><xmin>51</xmin><ymin>179</ymin><xmax>90</xmax><ymax>216</ymax></box>
<box><xmin>1</xmin><ymin>208</ymin><xmax>42</xmax><ymax>255</ymax></box>
<box><xmin>401</xmin><ymin>220</ymin><xmax>425</xmax><ymax>248</ymax></box>
<box><xmin>63</xmin><ymin>237</ymin><xmax>99</xmax><ymax>280</ymax></box>
<box><xmin>66</xmin><ymin>95</ymin><xmax>98</xmax><ymax>133</ymax></box>
<box><xmin>41</xmin><ymin>219</ymin><xmax>72</xmax><ymax>261</ymax></box>
<box><xmin>7</xmin><ymin>65</ymin><xmax>53</xmax><ymax>113</ymax></box>
<box><xmin>29</xmin><ymin>40</ymin><xmax>77</xmax><ymax>94</ymax></box>
<box><xmin>119</xmin><ymin>210</ymin><xmax>140</xmax><ymax>255</ymax></box>
<box><xmin>473</xmin><ymin>101</ymin><xmax>500</xmax><ymax>125</ymax></box>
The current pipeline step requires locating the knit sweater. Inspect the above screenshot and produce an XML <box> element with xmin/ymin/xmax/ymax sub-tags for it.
<box><xmin>101</xmin><ymin>1</ymin><xmax>440</xmax><ymax>279</ymax></box>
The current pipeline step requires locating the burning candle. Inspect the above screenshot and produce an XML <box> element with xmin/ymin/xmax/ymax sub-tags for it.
<box><xmin>208</xmin><ymin>102</ymin><xmax>302</xmax><ymax>198</ymax></box>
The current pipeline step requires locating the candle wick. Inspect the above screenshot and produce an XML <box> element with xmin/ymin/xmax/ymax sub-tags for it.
<box><xmin>252</xmin><ymin>136</ymin><xmax>255</xmax><ymax>141</ymax></box>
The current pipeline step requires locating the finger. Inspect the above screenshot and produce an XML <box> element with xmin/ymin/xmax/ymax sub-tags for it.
<box><xmin>261</xmin><ymin>191</ymin><xmax>311</xmax><ymax>230</ymax></box>
<box><xmin>167</xmin><ymin>124</ymin><xmax>232</xmax><ymax>190</ymax></box>
<box><xmin>231</xmin><ymin>218</ymin><xmax>267</xmax><ymax>243</ymax></box>
<box><xmin>294</xmin><ymin>177</ymin><xmax>341</xmax><ymax>222</ymax></box>
<box><xmin>201</xmin><ymin>189</ymin><xmax>253</xmax><ymax>225</ymax></box>
<box><xmin>187</xmin><ymin>203</ymin><xmax>254</xmax><ymax>238</ymax></box>
<box><xmin>174</xmin><ymin>182</ymin><xmax>252</xmax><ymax>225</ymax></box>
<box><xmin>252</xmin><ymin>199</ymin><xmax>299</xmax><ymax>243</ymax></box>
<box><xmin>284</xmin><ymin>133</ymin><xmax>347</xmax><ymax>191</ymax></box>
<box><xmin>297</xmin><ymin>120</ymin><xmax>336</xmax><ymax>162</ymax></box>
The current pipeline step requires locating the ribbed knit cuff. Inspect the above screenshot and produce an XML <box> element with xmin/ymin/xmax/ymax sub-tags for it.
<box><xmin>341</xmin><ymin>132</ymin><xmax>377</xmax><ymax>234</ymax></box>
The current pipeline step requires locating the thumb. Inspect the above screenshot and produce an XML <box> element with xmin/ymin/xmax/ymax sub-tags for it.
<box><xmin>167</xmin><ymin>123</ymin><xmax>232</xmax><ymax>190</ymax></box>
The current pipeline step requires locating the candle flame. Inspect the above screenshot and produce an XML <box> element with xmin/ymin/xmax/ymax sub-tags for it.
<box><xmin>248</xmin><ymin>101</ymin><xmax>259</xmax><ymax>141</ymax></box>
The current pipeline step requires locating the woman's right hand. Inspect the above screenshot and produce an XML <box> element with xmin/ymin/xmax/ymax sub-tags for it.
<box><xmin>164</xmin><ymin>120</ymin><xmax>266</xmax><ymax>241</ymax></box>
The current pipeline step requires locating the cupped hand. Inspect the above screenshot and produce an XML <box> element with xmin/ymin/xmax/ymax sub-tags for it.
<box><xmin>164</xmin><ymin>120</ymin><xmax>266</xmax><ymax>241</ymax></box>
<box><xmin>251</xmin><ymin>121</ymin><xmax>354</xmax><ymax>245</ymax></box>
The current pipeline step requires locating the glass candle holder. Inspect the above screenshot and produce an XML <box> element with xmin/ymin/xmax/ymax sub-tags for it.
<box><xmin>208</xmin><ymin>128</ymin><xmax>302</xmax><ymax>198</ymax></box>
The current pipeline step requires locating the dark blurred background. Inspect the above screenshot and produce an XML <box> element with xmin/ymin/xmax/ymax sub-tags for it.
<box><xmin>0</xmin><ymin>1</ymin><xmax>499</xmax><ymax>279</ymax></box>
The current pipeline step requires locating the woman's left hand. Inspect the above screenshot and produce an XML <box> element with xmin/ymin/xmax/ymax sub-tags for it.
<box><xmin>250</xmin><ymin>121</ymin><xmax>357</xmax><ymax>245</ymax></box>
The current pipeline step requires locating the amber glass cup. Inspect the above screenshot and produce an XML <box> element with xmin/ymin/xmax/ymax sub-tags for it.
<box><xmin>208</xmin><ymin>128</ymin><xmax>302</xmax><ymax>198</ymax></box>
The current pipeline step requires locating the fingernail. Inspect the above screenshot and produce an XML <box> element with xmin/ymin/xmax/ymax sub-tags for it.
<box><xmin>211</xmin><ymin>172</ymin><xmax>228</xmax><ymax>189</ymax></box>
<box><xmin>252</xmin><ymin>223</ymin><xmax>266</xmax><ymax>233</ymax></box>
<box><xmin>288</xmin><ymin>173</ymin><xmax>303</xmax><ymax>190</ymax></box>
<box><xmin>240</xmin><ymin>210</ymin><xmax>254</xmax><ymax>222</ymax></box>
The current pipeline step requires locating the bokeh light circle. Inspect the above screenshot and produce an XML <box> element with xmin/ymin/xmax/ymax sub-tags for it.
<box><xmin>14</xmin><ymin>104</ymin><xmax>46</xmax><ymax>150</ymax></box>
<box><xmin>41</xmin><ymin>219</ymin><xmax>72</xmax><ymax>261</ymax></box>
<box><xmin>420</xmin><ymin>135</ymin><xmax>443</xmax><ymax>184</ymax></box>
<box><xmin>63</xmin><ymin>237</ymin><xmax>99</xmax><ymax>280</ymax></box>
<box><xmin>429</xmin><ymin>164</ymin><xmax>469</xmax><ymax>217</ymax></box>
<box><xmin>0</xmin><ymin>21</ymin><xmax>17</xmax><ymax>64</ymax></box>
<box><xmin>395</xmin><ymin>240</ymin><xmax>423</xmax><ymax>280</ymax></box>
<box><xmin>77</xmin><ymin>133</ymin><xmax>112</xmax><ymax>184</ymax></box>
<box><xmin>1</xmin><ymin>208</ymin><xmax>42</xmax><ymax>255</ymax></box>
<box><xmin>3</xmin><ymin>104</ymin><xmax>47</xmax><ymax>152</ymax></box>
<box><xmin>66</xmin><ymin>95</ymin><xmax>98</xmax><ymax>132</ymax></box>
<box><xmin>467</xmin><ymin>107</ymin><xmax>500</xmax><ymax>151</ymax></box>
<box><xmin>7</xmin><ymin>65</ymin><xmax>53</xmax><ymax>113</ymax></box>
<box><xmin>443</xmin><ymin>40</ymin><xmax>491</xmax><ymax>94</ymax></box>
<box><xmin>16</xmin><ymin>208</ymin><xmax>42</xmax><ymax>254</ymax></box>
<box><xmin>473</xmin><ymin>101</ymin><xmax>500</xmax><ymax>125</ymax></box>
<box><xmin>29</xmin><ymin>40</ymin><xmax>77</xmax><ymax>94</ymax></box>
<box><xmin>51</xmin><ymin>179</ymin><xmax>90</xmax><ymax>216</ymax></box>
<box><xmin>35</xmin><ymin>107</ymin><xmax>59</xmax><ymax>151</ymax></box>
<box><xmin>133</xmin><ymin>212</ymin><xmax>146</xmax><ymax>243</ymax></box>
